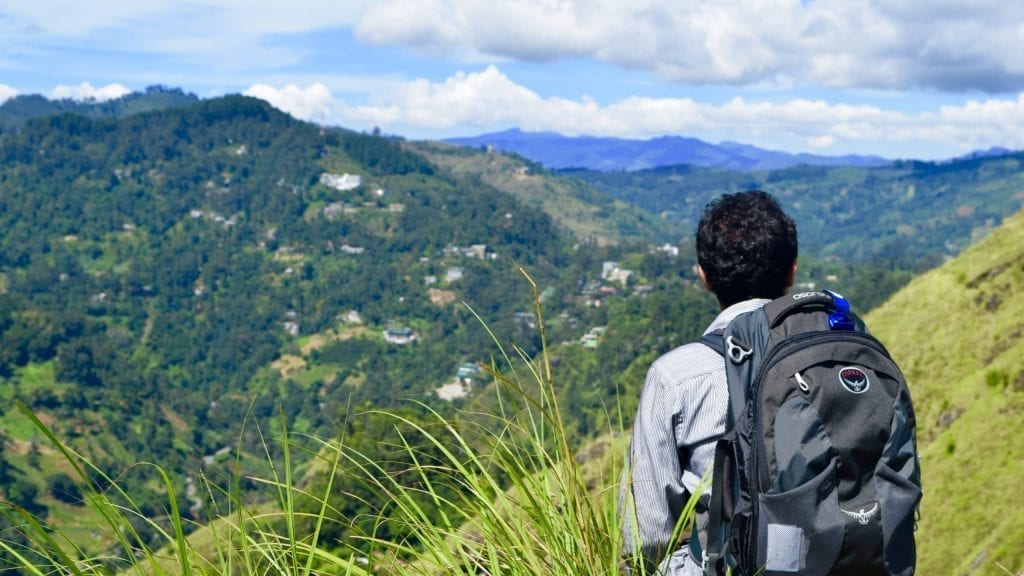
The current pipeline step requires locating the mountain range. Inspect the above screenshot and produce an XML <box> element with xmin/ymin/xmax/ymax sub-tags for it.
<box><xmin>445</xmin><ymin>128</ymin><xmax>893</xmax><ymax>171</ymax></box>
<box><xmin>5</xmin><ymin>90</ymin><xmax>1015</xmax><ymax>173</ymax></box>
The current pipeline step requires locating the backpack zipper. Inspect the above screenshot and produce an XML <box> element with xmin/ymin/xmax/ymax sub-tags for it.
<box><xmin>794</xmin><ymin>371</ymin><xmax>810</xmax><ymax>392</ymax></box>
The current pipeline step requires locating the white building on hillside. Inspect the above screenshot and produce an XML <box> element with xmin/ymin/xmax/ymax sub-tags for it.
<box><xmin>384</xmin><ymin>327</ymin><xmax>418</xmax><ymax>345</ymax></box>
<box><xmin>320</xmin><ymin>173</ymin><xmax>362</xmax><ymax>191</ymax></box>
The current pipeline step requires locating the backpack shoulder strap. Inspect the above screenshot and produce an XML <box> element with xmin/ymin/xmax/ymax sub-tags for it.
<box><xmin>699</xmin><ymin>331</ymin><xmax>726</xmax><ymax>357</ymax></box>
<box><xmin>702</xmin><ymin>434</ymin><xmax>735</xmax><ymax>576</ymax></box>
<box><xmin>695</xmin><ymin>329</ymin><xmax>734</xmax><ymax>575</ymax></box>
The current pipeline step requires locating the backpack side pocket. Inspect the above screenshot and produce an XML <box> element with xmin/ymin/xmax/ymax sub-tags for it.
<box><xmin>874</xmin><ymin>397</ymin><xmax>921</xmax><ymax>576</ymax></box>
<box><xmin>757</xmin><ymin>457</ymin><xmax>843</xmax><ymax>575</ymax></box>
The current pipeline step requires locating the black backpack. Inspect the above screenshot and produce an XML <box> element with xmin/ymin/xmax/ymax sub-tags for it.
<box><xmin>695</xmin><ymin>290</ymin><xmax>922</xmax><ymax>576</ymax></box>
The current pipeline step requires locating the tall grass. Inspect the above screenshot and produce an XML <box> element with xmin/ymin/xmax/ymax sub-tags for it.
<box><xmin>0</xmin><ymin>268</ymin><xmax>683</xmax><ymax>575</ymax></box>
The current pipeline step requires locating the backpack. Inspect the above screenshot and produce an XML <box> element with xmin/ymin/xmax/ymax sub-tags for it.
<box><xmin>694</xmin><ymin>290</ymin><xmax>922</xmax><ymax>576</ymax></box>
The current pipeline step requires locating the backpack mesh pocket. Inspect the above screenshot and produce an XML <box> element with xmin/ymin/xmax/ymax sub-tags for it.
<box><xmin>757</xmin><ymin>458</ymin><xmax>844</xmax><ymax>575</ymax></box>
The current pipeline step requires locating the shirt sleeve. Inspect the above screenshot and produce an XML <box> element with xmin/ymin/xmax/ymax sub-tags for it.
<box><xmin>621</xmin><ymin>362</ymin><xmax>690</xmax><ymax>571</ymax></box>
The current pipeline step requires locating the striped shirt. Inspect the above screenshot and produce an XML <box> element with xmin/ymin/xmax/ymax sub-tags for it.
<box><xmin>621</xmin><ymin>298</ymin><xmax>769</xmax><ymax>575</ymax></box>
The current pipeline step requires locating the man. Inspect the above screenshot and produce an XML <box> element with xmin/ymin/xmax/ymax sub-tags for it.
<box><xmin>621</xmin><ymin>190</ymin><xmax>798</xmax><ymax>575</ymax></box>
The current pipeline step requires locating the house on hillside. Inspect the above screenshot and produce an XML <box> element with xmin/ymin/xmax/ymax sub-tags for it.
<box><xmin>436</xmin><ymin>362</ymin><xmax>483</xmax><ymax>402</ymax></box>
<box><xmin>465</xmin><ymin>244</ymin><xmax>487</xmax><ymax>259</ymax></box>
<box><xmin>339</xmin><ymin>310</ymin><xmax>362</xmax><ymax>324</ymax></box>
<box><xmin>658</xmin><ymin>243</ymin><xmax>680</xmax><ymax>257</ymax></box>
<box><xmin>323</xmin><ymin>202</ymin><xmax>345</xmax><ymax>218</ymax></box>
<box><xmin>581</xmin><ymin>326</ymin><xmax>607</xmax><ymax>349</ymax></box>
<box><xmin>580</xmin><ymin>279</ymin><xmax>602</xmax><ymax>296</ymax></box>
<box><xmin>320</xmin><ymin>172</ymin><xmax>362</xmax><ymax>191</ymax></box>
<box><xmin>633</xmin><ymin>284</ymin><xmax>654</xmax><ymax>297</ymax></box>
<box><xmin>602</xmin><ymin>261</ymin><xmax>633</xmax><ymax>286</ymax></box>
<box><xmin>513</xmin><ymin>311</ymin><xmax>538</xmax><ymax>330</ymax></box>
<box><xmin>456</xmin><ymin>362</ymin><xmax>481</xmax><ymax>382</ymax></box>
<box><xmin>601</xmin><ymin>261</ymin><xmax>619</xmax><ymax>280</ymax></box>
<box><xmin>384</xmin><ymin>327</ymin><xmax>418</xmax><ymax>345</ymax></box>
<box><xmin>436</xmin><ymin>380</ymin><xmax>469</xmax><ymax>401</ymax></box>
<box><xmin>556</xmin><ymin>311</ymin><xmax>579</xmax><ymax>330</ymax></box>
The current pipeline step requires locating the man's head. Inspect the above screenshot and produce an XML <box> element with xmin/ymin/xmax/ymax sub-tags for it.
<box><xmin>696</xmin><ymin>190</ymin><xmax>798</xmax><ymax>309</ymax></box>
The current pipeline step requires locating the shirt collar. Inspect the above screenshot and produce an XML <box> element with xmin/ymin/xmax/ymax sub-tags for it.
<box><xmin>703</xmin><ymin>298</ymin><xmax>770</xmax><ymax>335</ymax></box>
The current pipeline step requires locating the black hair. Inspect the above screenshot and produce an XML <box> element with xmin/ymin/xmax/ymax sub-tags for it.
<box><xmin>695</xmin><ymin>190</ymin><xmax>798</xmax><ymax>308</ymax></box>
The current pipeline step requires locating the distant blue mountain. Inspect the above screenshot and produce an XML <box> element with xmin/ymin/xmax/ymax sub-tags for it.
<box><xmin>947</xmin><ymin>146</ymin><xmax>1016</xmax><ymax>162</ymax></box>
<box><xmin>445</xmin><ymin>129</ymin><xmax>891</xmax><ymax>171</ymax></box>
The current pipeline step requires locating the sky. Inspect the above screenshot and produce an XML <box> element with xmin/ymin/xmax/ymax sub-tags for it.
<box><xmin>2</xmin><ymin>0</ymin><xmax>1024</xmax><ymax>160</ymax></box>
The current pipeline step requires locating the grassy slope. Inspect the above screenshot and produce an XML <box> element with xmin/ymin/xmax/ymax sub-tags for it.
<box><xmin>410</xmin><ymin>141</ymin><xmax>683</xmax><ymax>246</ymax></box>
<box><xmin>866</xmin><ymin>210</ymin><xmax>1024</xmax><ymax>575</ymax></box>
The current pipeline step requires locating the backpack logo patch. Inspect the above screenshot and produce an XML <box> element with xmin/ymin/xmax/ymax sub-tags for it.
<box><xmin>841</xmin><ymin>502</ymin><xmax>879</xmax><ymax>525</ymax></box>
<box><xmin>839</xmin><ymin>366</ymin><xmax>870</xmax><ymax>394</ymax></box>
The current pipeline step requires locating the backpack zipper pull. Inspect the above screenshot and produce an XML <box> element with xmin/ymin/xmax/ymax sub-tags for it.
<box><xmin>795</xmin><ymin>372</ymin><xmax>810</xmax><ymax>393</ymax></box>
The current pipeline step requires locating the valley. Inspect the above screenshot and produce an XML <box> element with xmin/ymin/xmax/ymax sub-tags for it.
<box><xmin>0</xmin><ymin>92</ymin><xmax>1021</xmax><ymax>574</ymax></box>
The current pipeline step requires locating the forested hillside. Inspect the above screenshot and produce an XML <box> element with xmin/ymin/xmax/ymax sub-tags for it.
<box><xmin>409</xmin><ymin>140</ymin><xmax>684</xmax><ymax>245</ymax></box>
<box><xmin>570</xmin><ymin>157</ymin><xmax>1024</xmax><ymax>267</ymax></box>
<box><xmin>0</xmin><ymin>95</ymin><xmax>712</xmax><ymax>560</ymax></box>
<box><xmin>867</xmin><ymin>210</ymin><xmax>1024</xmax><ymax>574</ymax></box>
<box><xmin>0</xmin><ymin>95</ymin><xmax>560</xmax><ymax>533</ymax></box>
<box><xmin>0</xmin><ymin>85</ymin><xmax>198</xmax><ymax>132</ymax></box>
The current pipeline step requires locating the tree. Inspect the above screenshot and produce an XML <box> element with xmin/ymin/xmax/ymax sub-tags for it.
<box><xmin>5</xmin><ymin>478</ymin><xmax>48</xmax><ymax>516</ymax></box>
<box><xmin>47</xmin><ymin>472</ymin><xmax>84</xmax><ymax>505</ymax></box>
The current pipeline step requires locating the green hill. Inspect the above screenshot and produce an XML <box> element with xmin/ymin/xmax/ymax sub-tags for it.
<box><xmin>0</xmin><ymin>94</ymin><xmax>574</xmax><ymax>530</ymax></box>
<box><xmin>0</xmin><ymin>86</ymin><xmax>199</xmax><ymax>132</ymax></box>
<box><xmin>0</xmin><ymin>95</ymin><xmax>712</xmax><ymax>560</ymax></box>
<box><xmin>570</xmin><ymin>157</ymin><xmax>1024</xmax><ymax>268</ymax></box>
<box><xmin>866</xmin><ymin>210</ymin><xmax>1024</xmax><ymax>574</ymax></box>
<box><xmin>409</xmin><ymin>141</ymin><xmax>684</xmax><ymax>246</ymax></box>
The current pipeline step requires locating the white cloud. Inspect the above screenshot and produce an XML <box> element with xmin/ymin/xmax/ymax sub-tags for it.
<box><xmin>807</xmin><ymin>135</ymin><xmax>836</xmax><ymax>150</ymax></box>
<box><xmin>0</xmin><ymin>1</ymin><xmax>371</xmax><ymax>37</ymax></box>
<box><xmin>0</xmin><ymin>83</ymin><xmax>18</xmax><ymax>104</ymax></box>
<box><xmin>353</xmin><ymin>66</ymin><xmax>546</xmax><ymax>129</ymax></box>
<box><xmin>49</xmin><ymin>82</ymin><xmax>131</xmax><ymax>102</ymax></box>
<box><xmin>354</xmin><ymin>0</ymin><xmax>1024</xmax><ymax>92</ymax></box>
<box><xmin>253</xmin><ymin>66</ymin><xmax>1024</xmax><ymax>158</ymax></box>
<box><xmin>244</xmin><ymin>83</ymin><xmax>337</xmax><ymax>123</ymax></box>
<box><xmin>6</xmin><ymin>0</ymin><xmax>1022</xmax><ymax>102</ymax></box>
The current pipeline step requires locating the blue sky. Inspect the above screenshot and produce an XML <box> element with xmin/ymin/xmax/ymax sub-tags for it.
<box><xmin>2</xmin><ymin>0</ymin><xmax>1024</xmax><ymax>160</ymax></box>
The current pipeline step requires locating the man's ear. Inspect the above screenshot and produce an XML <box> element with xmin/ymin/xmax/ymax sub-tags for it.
<box><xmin>785</xmin><ymin>261</ymin><xmax>798</xmax><ymax>288</ymax></box>
<box><xmin>697</xmin><ymin>265</ymin><xmax>711</xmax><ymax>292</ymax></box>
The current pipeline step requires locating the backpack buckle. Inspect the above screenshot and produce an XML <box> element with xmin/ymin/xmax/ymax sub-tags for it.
<box><xmin>702</xmin><ymin>551</ymin><xmax>723</xmax><ymax>576</ymax></box>
<box><xmin>725</xmin><ymin>336</ymin><xmax>753</xmax><ymax>364</ymax></box>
